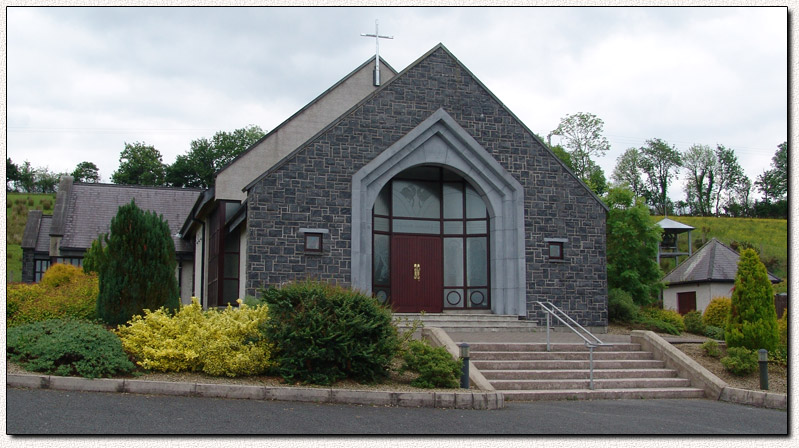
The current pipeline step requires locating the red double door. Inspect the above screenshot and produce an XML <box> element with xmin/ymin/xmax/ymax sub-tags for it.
<box><xmin>390</xmin><ymin>235</ymin><xmax>443</xmax><ymax>313</ymax></box>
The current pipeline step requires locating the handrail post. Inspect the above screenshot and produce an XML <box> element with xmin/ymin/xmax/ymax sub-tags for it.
<box><xmin>546</xmin><ymin>311</ymin><xmax>551</xmax><ymax>352</ymax></box>
<box><xmin>588</xmin><ymin>344</ymin><xmax>595</xmax><ymax>390</ymax></box>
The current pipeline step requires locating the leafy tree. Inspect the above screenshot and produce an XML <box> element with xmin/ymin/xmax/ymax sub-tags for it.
<box><xmin>82</xmin><ymin>235</ymin><xmax>107</xmax><ymax>274</ymax></box>
<box><xmin>96</xmin><ymin>200</ymin><xmax>179</xmax><ymax>326</ymax></box>
<box><xmin>166</xmin><ymin>125</ymin><xmax>265</xmax><ymax>189</ymax></box>
<box><xmin>640</xmin><ymin>138</ymin><xmax>682</xmax><ymax>215</ymax></box>
<box><xmin>612</xmin><ymin>147</ymin><xmax>648</xmax><ymax>199</ymax></box>
<box><xmin>604</xmin><ymin>185</ymin><xmax>664</xmax><ymax>305</ymax></box>
<box><xmin>6</xmin><ymin>158</ymin><xmax>20</xmax><ymax>191</ymax></box>
<box><xmin>15</xmin><ymin>160</ymin><xmax>36</xmax><ymax>193</ymax></box>
<box><xmin>550</xmin><ymin>112</ymin><xmax>610</xmax><ymax>182</ymax></box>
<box><xmin>72</xmin><ymin>161</ymin><xmax>101</xmax><ymax>183</ymax></box>
<box><xmin>725</xmin><ymin>248</ymin><xmax>779</xmax><ymax>352</ymax></box>
<box><xmin>584</xmin><ymin>159</ymin><xmax>607</xmax><ymax>196</ymax></box>
<box><xmin>111</xmin><ymin>142</ymin><xmax>167</xmax><ymax>186</ymax></box>
<box><xmin>34</xmin><ymin>167</ymin><xmax>62</xmax><ymax>193</ymax></box>
<box><xmin>711</xmin><ymin>145</ymin><xmax>745</xmax><ymax>216</ymax></box>
<box><xmin>755</xmin><ymin>142</ymin><xmax>787</xmax><ymax>202</ymax></box>
<box><xmin>682</xmin><ymin>144</ymin><xmax>716</xmax><ymax>216</ymax></box>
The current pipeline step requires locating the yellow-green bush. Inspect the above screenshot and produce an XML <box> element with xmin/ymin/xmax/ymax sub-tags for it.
<box><xmin>116</xmin><ymin>299</ymin><xmax>272</xmax><ymax>377</ymax></box>
<box><xmin>7</xmin><ymin>264</ymin><xmax>98</xmax><ymax>327</ymax></box>
<box><xmin>703</xmin><ymin>297</ymin><xmax>732</xmax><ymax>328</ymax></box>
<box><xmin>640</xmin><ymin>307</ymin><xmax>685</xmax><ymax>333</ymax></box>
<box><xmin>777</xmin><ymin>312</ymin><xmax>788</xmax><ymax>347</ymax></box>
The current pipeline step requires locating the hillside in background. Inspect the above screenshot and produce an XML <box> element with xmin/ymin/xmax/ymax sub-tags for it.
<box><xmin>654</xmin><ymin>215</ymin><xmax>788</xmax><ymax>293</ymax></box>
<box><xmin>6</xmin><ymin>193</ymin><xmax>56</xmax><ymax>282</ymax></box>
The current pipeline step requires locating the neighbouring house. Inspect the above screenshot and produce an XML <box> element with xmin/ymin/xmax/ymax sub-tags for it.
<box><xmin>20</xmin><ymin>176</ymin><xmax>202</xmax><ymax>302</ymax></box>
<box><xmin>662</xmin><ymin>237</ymin><xmax>781</xmax><ymax>315</ymax></box>
<box><xmin>22</xmin><ymin>44</ymin><xmax>609</xmax><ymax>328</ymax></box>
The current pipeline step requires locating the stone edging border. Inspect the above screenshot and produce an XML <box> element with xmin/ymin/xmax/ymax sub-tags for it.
<box><xmin>630</xmin><ymin>330</ymin><xmax>787</xmax><ymax>410</ymax></box>
<box><xmin>7</xmin><ymin>374</ymin><xmax>504</xmax><ymax>410</ymax></box>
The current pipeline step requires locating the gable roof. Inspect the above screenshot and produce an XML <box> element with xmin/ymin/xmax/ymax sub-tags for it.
<box><xmin>21</xmin><ymin>210</ymin><xmax>51</xmax><ymax>253</ymax></box>
<box><xmin>663</xmin><ymin>238</ymin><xmax>781</xmax><ymax>285</ymax></box>
<box><xmin>57</xmin><ymin>182</ymin><xmax>202</xmax><ymax>253</ymax></box>
<box><xmin>241</xmin><ymin>43</ymin><xmax>608</xmax><ymax>212</ymax></box>
<box><xmin>657</xmin><ymin>217</ymin><xmax>694</xmax><ymax>232</ymax></box>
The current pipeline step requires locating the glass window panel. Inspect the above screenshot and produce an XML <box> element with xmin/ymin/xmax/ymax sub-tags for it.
<box><xmin>466</xmin><ymin>220</ymin><xmax>487</xmax><ymax>234</ymax></box>
<box><xmin>465</xmin><ymin>184</ymin><xmax>487</xmax><ymax>219</ymax></box>
<box><xmin>223</xmin><ymin>254</ymin><xmax>239</xmax><ymax>278</ymax></box>
<box><xmin>224</xmin><ymin>233</ymin><xmax>240</xmax><ymax>253</ymax></box>
<box><xmin>373</xmin><ymin>234</ymin><xmax>390</xmax><ymax>285</ymax></box>
<box><xmin>443</xmin><ymin>221</ymin><xmax>463</xmax><ymax>235</ymax></box>
<box><xmin>467</xmin><ymin>288</ymin><xmax>489</xmax><ymax>308</ymax></box>
<box><xmin>444</xmin><ymin>289</ymin><xmax>464</xmax><ymax>307</ymax></box>
<box><xmin>305</xmin><ymin>234</ymin><xmax>322</xmax><ymax>251</ymax></box>
<box><xmin>374</xmin><ymin>217</ymin><xmax>390</xmax><ymax>232</ymax></box>
<box><xmin>392</xmin><ymin>180</ymin><xmax>441</xmax><ymax>218</ymax></box>
<box><xmin>466</xmin><ymin>237</ymin><xmax>488</xmax><ymax>286</ymax></box>
<box><xmin>443</xmin><ymin>238</ymin><xmax>464</xmax><ymax>286</ymax></box>
<box><xmin>549</xmin><ymin>242</ymin><xmax>563</xmax><ymax>259</ymax></box>
<box><xmin>375</xmin><ymin>289</ymin><xmax>390</xmax><ymax>305</ymax></box>
<box><xmin>443</xmin><ymin>183</ymin><xmax>463</xmax><ymax>219</ymax></box>
<box><xmin>398</xmin><ymin>166</ymin><xmax>440</xmax><ymax>180</ymax></box>
<box><xmin>392</xmin><ymin>219</ymin><xmax>440</xmax><ymax>234</ymax></box>
<box><xmin>442</xmin><ymin>169</ymin><xmax>463</xmax><ymax>181</ymax></box>
<box><xmin>374</xmin><ymin>184</ymin><xmax>390</xmax><ymax>215</ymax></box>
<box><xmin>222</xmin><ymin>280</ymin><xmax>239</xmax><ymax>305</ymax></box>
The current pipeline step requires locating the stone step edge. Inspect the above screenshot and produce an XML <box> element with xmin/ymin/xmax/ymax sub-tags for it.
<box><xmin>488</xmin><ymin>378</ymin><xmax>692</xmax><ymax>389</ymax></box>
<box><xmin>6</xmin><ymin>374</ymin><xmax>503</xmax><ymax>411</ymax></box>
<box><xmin>499</xmin><ymin>387</ymin><xmax>707</xmax><ymax>401</ymax></box>
<box><xmin>481</xmin><ymin>368</ymin><xmax>678</xmax><ymax>378</ymax></box>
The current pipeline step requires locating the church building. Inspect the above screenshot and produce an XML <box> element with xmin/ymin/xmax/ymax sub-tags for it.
<box><xmin>23</xmin><ymin>44</ymin><xmax>609</xmax><ymax>328</ymax></box>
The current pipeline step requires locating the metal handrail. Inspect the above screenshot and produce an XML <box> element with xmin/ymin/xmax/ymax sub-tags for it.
<box><xmin>535</xmin><ymin>301</ymin><xmax>609</xmax><ymax>390</ymax></box>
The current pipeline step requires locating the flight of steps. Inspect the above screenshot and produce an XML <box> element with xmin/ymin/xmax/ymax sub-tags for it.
<box><xmin>393</xmin><ymin>311</ymin><xmax>537</xmax><ymax>332</ymax></box>
<box><xmin>470</xmin><ymin>342</ymin><xmax>706</xmax><ymax>401</ymax></box>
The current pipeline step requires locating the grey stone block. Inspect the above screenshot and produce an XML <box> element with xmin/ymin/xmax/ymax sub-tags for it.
<box><xmin>264</xmin><ymin>387</ymin><xmax>331</xmax><ymax>403</ymax></box>
<box><xmin>49</xmin><ymin>376</ymin><xmax>124</xmax><ymax>393</ymax></box>
<box><xmin>124</xmin><ymin>380</ymin><xmax>196</xmax><ymax>397</ymax></box>
<box><xmin>395</xmin><ymin>392</ymin><xmax>435</xmax><ymax>408</ymax></box>
<box><xmin>195</xmin><ymin>383</ymin><xmax>266</xmax><ymax>400</ymax></box>
<box><xmin>7</xmin><ymin>374</ymin><xmax>49</xmax><ymax>389</ymax></box>
<box><xmin>330</xmin><ymin>389</ymin><xmax>393</xmax><ymax>406</ymax></box>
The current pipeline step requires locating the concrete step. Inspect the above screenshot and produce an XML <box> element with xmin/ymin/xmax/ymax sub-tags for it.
<box><xmin>482</xmin><ymin>368</ymin><xmax>679</xmax><ymax>380</ymax></box>
<box><xmin>393</xmin><ymin>314</ymin><xmax>537</xmax><ymax>332</ymax></box>
<box><xmin>470</xmin><ymin>350</ymin><xmax>654</xmax><ymax>361</ymax></box>
<box><xmin>467</xmin><ymin>343</ymin><xmax>641</xmax><ymax>352</ymax></box>
<box><xmin>473</xmin><ymin>359</ymin><xmax>666</xmax><ymax>370</ymax></box>
<box><xmin>490</xmin><ymin>377</ymin><xmax>692</xmax><ymax>391</ymax></box>
<box><xmin>500</xmin><ymin>387</ymin><xmax>706</xmax><ymax>401</ymax></box>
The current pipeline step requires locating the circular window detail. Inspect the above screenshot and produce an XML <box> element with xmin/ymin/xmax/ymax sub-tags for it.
<box><xmin>470</xmin><ymin>290</ymin><xmax>486</xmax><ymax>306</ymax></box>
<box><xmin>446</xmin><ymin>290</ymin><xmax>462</xmax><ymax>306</ymax></box>
<box><xmin>376</xmin><ymin>290</ymin><xmax>389</xmax><ymax>304</ymax></box>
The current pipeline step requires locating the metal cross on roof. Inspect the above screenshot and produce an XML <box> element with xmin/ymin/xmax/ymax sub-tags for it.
<box><xmin>360</xmin><ymin>19</ymin><xmax>393</xmax><ymax>86</ymax></box>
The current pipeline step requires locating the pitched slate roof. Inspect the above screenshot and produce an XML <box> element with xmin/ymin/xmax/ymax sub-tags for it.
<box><xmin>21</xmin><ymin>210</ymin><xmax>52</xmax><ymax>253</ymax></box>
<box><xmin>58</xmin><ymin>183</ymin><xmax>202</xmax><ymax>253</ymax></box>
<box><xmin>663</xmin><ymin>238</ymin><xmax>781</xmax><ymax>285</ymax></box>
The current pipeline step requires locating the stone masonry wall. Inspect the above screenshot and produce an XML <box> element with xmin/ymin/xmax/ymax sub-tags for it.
<box><xmin>246</xmin><ymin>47</ymin><xmax>608</xmax><ymax>326</ymax></box>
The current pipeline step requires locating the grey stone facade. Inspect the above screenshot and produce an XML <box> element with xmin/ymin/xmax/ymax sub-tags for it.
<box><xmin>245</xmin><ymin>45</ymin><xmax>608</xmax><ymax>326</ymax></box>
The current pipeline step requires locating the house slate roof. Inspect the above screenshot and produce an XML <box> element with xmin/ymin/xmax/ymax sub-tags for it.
<box><xmin>59</xmin><ymin>183</ymin><xmax>202</xmax><ymax>253</ymax></box>
<box><xmin>662</xmin><ymin>238</ymin><xmax>781</xmax><ymax>285</ymax></box>
<box><xmin>657</xmin><ymin>217</ymin><xmax>694</xmax><ymax>232</ymax></box>
<box><xmin>35</xmin><ymin>215</ymin><xmax>53</xmax><ymax>253</ymax></box>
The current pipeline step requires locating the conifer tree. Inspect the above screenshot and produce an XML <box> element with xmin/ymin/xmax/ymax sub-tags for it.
<box><xmin>725</xmin><ymin>248</ymin><xmax>779</xmax><ymax>352</ymax></box>
<box><xmin>96</xmin><ymin>200</ymin><xmax>179</xmax><ymax>326</ymax></box>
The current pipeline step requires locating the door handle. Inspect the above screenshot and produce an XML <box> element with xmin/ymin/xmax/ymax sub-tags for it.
<box><xmin>413</xmin><ymin>263</ymin><xmax>421</xmax><ymax>281</ymax></box>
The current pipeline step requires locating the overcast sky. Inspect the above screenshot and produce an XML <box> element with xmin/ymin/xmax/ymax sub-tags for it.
<box><xmin>5</xmin><ymin>6</ymin><xmax>789</xmax><ymax>201</ymax></box>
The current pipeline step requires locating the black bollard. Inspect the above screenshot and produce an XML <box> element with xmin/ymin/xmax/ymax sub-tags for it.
<box><xmin>458</xmin><ymin>343</ymin><xmax>470</xmax><ymax>389</ymax></box>
<box><xmin>758</xmin><ymin>349</ymin><xmax>769</xmax><ymax>390</ymax></box>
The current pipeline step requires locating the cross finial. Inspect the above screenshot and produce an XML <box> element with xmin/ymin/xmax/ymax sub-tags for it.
<box><xmin>360</xmin><ymin>19</ymin><xmax>393</xmax><ymax>86</ymax></box>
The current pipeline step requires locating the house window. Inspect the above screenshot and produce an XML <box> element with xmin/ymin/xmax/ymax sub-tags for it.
<box><xmin>34</xmin><ymin>259</ymin><xmax>50</xmax><ymax>282</ymax></box>
<box><xmin>304</xmin><ymin>233</ymin><xmax>323</xmax><ymax>252</ymax></box>
<box><xmin>548</xmin><ymin>242</ymin><xmax>563</xmax><ymax>260</ymax></box>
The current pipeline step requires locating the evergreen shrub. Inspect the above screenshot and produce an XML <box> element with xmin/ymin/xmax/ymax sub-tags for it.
<box><xmin>725</xmin><ymin>249</ymin><xmax>779</xmax><ymax>352</ymax></box>
<box><xmin>777</xmin><ymin>312</ymin><xmax>788</xmax><ymax>347</ymax></box>
<box><xmin>608</xmin><ymin>288</ymin><xmax>639</xmax><ymax>323</ymax></box>
<box><xmin>683</xmin><ymin>310</ymin><xmax>705</xmax><ymax>335</ymax></box>
<box><xmin>640</xmin><ymin>307</ymin><xmax>685</xmax><ymax>333</ymax></box>
<box><xmin>401</xmin><ymin>340</ymin><xmax>461</xmax><ymax>389</ymax></box>
<box><xmin>116</xmin><ymin>299</ymin><xmax>272</xmax><ymax>377</ymax></box>
<box><xmin>703</xmin><ymin>325</ymin><xmax>725</xmax><ymax>340</ymax></box>
<box><xmin>720</xmin><ymin>346</ymin><xmax>758</xmax><ymax>376</ymax></box>
<box><xmin>7</xmin><ymin>264</ymin><xmax>98</xmax><ymax>327</ymax></box>
<box><xmin>259</xmin><ymin>281</ymin><xmax>399</xmax><ymax>385</ymax></box>
<box><xmin>703</xmin><ymin>297</ymin><xmax>731</xmax><ymax>328</ymax></box>
<box><xmin>701</xmin><ymin>340</ymin><xmax>721</xmax><ymax>358</ymax></box>
<box><xmin>96</xmin><ymin>200</ymin><xmax>180</xmax><ymax>326</ymax></box>
<box><xmin>633</xmin><ymin>315</ymin><xmax>681</xmax><ymax>335</ymax></box>
<box><xmin>7</xmin><ymin>319</ymin><xmax>135</xmax><ymax>378</ymax></box>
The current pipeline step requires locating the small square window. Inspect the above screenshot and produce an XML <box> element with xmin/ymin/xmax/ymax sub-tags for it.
<box><xmin>548</xmin><ymin>242</ymin><xmax>563</xmax><ymax>260</ymax></box>
<box><xmin>304</xmin><ymin>233</ymin><xmax>323</xmax><ymax>252</ymax></box>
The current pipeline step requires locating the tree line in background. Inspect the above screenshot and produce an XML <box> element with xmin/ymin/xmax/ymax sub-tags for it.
<box><xmin>544</xmin><ymin>112</ymin><xmax>787</xmax><ymax>220</ymax></box>
<box><xmin>5</xmin><ymin>124</ymin><xmax>265</xmax><ymax>193</ymax></box>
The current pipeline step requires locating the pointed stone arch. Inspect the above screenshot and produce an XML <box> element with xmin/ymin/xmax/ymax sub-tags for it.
<box><xmin>351</xmin><ymin>108</ymin><xmax>526</xmax><ymax>316</ymax></box>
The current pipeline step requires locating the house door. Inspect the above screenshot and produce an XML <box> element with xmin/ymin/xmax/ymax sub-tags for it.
<box><xmin>390</xmin><ymin>235</ymin><xmax>443</xmax><ymax>313</ymax></box>
<box><xmin>677</xmin><ymin>291</ymin><xmax>697</xmax><ymax>315</ymax></box>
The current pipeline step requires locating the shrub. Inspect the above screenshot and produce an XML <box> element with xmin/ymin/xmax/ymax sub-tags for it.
<box><xmin>7</xmin><ymin>319</ymin><xmax>135</xmax><ymax>379</ymax></box>
<box><xmin>608</xmin><ymin>288</ymin><xmax>639</xmax><ymax>323</ymax></box>
<box><xmin>701</xmin><ymin>340</ymin><xmax>721</xmax><ymax>358</ymax></box>
<box><xmin>720</xmin><ymin>346</ymin><xmax>758</xmax><ymax>376</ymax></box>
<box><xmin>704</xmin><ymin>325</ymin><xmax>725</xmax><ymax>340</ymax></box>
<box><xmin>703</xmin><ymin>297</ymin><xmax>731</xmax><ymax>328</ymax></box>
<box><xmin>633</xmin><ymin>314</ymin><xmax>681</xmax><ymax>335</ymax></box>
<box><xmin>27</xmin><ymin>197</ymin><xmax>34</xmax><ymax>206</ymax></box>
<box><xmin>96</xmin><ymin>200</ymin><xmax>180</xmax><ymax>326</ymax></box>
<box><xmin>259</xmin><ymin>281</ymin><xmax>399</xmax><ymax>385</ymax></box>
<box><xmin>770</xmin><ymin>345</ymin><xmax>787</xmax><ymax>367</ymax></box>
<box><xmin>7</xmin><ymin>264</ymin><xmax>98</xmax><ymax>327</ymax></box>
<box><xmin>777</xmin><ymin>311</ymin><xmax>788</xmax><ymax>347</ymax></box>
<box><xmin>725</xmin><ymin>249</ymin><xmax>779</xmax><ymax>352</ymax></box>
<box><xmin>683</xmin><ymin>310</ymin><xmax>705</xmax><ymax>335</ymax></box>
<box><xmin>82</xmin><ymin>236</ymin><xmax>106</xmax><ymax>275</ymax></box>
<box><xmin>401</xmin><ymin>340</ymin><xmax>461</xmax><ymax>389</ymax></box>
<box><xmin>640</xmin><ymin>307</ymin><xmax>685</xmax><ymax>333</ymax></box>
<box><xmin>116</xmin><ymin>299</ymin><xmax>272</xmax><ymax>377</ymax></box>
